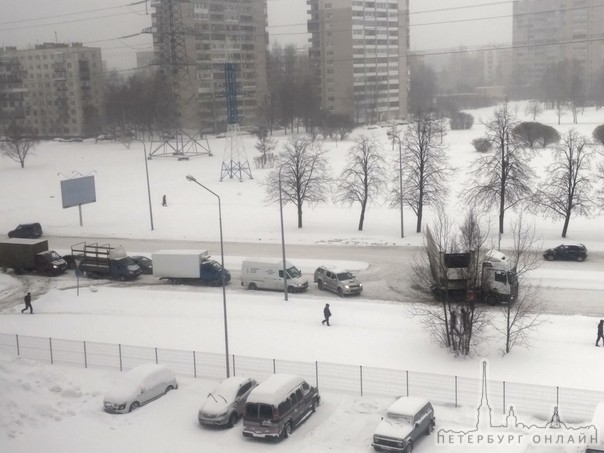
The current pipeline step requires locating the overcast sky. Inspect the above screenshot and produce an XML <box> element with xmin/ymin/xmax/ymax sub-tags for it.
<box><xmin>0</xmin><ymin>0</ymin><xmax>512</xmax><ymax>71</ymax></box>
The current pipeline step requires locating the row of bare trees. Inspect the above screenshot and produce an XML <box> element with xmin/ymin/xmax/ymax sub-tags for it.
<box><xmin>263</xmin><ymin>116</ymin><xmax>451</xmax><ymax>233</ymax></box>
<box><xmin>465</xmin><ymin>102</ymin><xmax>601</xmax><ymax>238</ymax></box>
<box><xmin>261</xmin><ymin>103</ymin><xmax>604</xmax><ymax>239</ymax></box>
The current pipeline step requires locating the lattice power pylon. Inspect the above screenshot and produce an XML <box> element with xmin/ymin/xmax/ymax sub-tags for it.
<box><xmin>220</xmin><ymin>63</ymin><xmax>252</xmax><ymax>181</ymax></box>
<box><xmin>149</xmin><ymin>0</ymin><xmax>211</xmax><ymax>160</ymax></box>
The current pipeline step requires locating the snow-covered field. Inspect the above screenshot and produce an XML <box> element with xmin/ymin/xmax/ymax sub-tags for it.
<box><xmin>1</xmin><ymin>102</ymin><xmax>604</xmax><ymax>452</ymax></box>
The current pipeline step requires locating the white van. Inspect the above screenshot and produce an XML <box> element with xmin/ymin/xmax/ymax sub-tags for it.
<box><xmin>241</xmin><ymin>260</ymin><xmax>309</xmax><ymax>293</ymax></box>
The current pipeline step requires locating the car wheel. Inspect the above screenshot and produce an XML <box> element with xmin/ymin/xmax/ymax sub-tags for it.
<box><xmin>544</xmin><ymin>255</ymin><xmax>554</xmax><ymax>261</ymax></box>
<box><xmin>311</xmin><ymin>398</ymin><xmax>319</xmax><ymax>412</ymax></box>
<box><xmin>577</xmin><ymin>255</ymin><xmax>585</xmax><ymax>262</ymax></box>
<box><xmin>281</xmin><ymin>422</ymin><xmax>292</xmax><ymax>439</ymax></box>
<box><xmin>318</xmin><ymin>280</ymin><xmax>324</xmax><ymax>290</ymax></box>
<box><xmin>405</xmin><ymin>442</ymin><xmax>413</xmax><ymax>453</ymax></box>
<box><xmin>129</xmin><ymin>401</ymin><xmax>140</xmax><ymax>412</ymax></box>
<box><xmin>425</xmin><ymin>420</ymin><xmax>434</xmax><ymax>435</ymax></box>
<box><xmin>248</xmin><ymin>282</ymin><xmax>257</xmax><ymax>290</ymax></box>
<box><xmin>165</xmin><ymin>385</ymin><xmax>174</xmax><ymax>394</ymax></box>
<box><xmin>228</xmin><ymin>412</ymin><xmax>238</xmax><ymax>428</ymax></box>
<box><xmin>486</xmin><ymin>294</ymin><xmax>498</xmax><ymax>306</ymax></box>
<box><xmin>337</xmin><ymin>287</ymin><xmax>343</xmax><ymax>297</ymax></box>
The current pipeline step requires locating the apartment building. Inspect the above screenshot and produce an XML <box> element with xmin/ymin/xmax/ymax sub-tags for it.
<box><xmin>307</xmin><ymin>0</ymin><xmax>409</xmax><ymax>124</ymax></box>
<box><xmin>151</xmin><ymin>0</ymin><xmax>269</xmax><ymax>132</ymax></box>
<box><xmin>0</xmin><ymin>43</ymin><xmax>103</xmax><ymax>137</ymax></box>
<box><xmin>512</xmin><ymin>0</ymin><xmax>604</xmax><ymax>94</ymax></box>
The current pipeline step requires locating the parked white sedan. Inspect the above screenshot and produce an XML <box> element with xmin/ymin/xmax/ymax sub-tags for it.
<box><xmin>103</xmin><ymin>364</ymin><xmax>178</xmax><ymax>414</ymax></box>
<box><xmin>198</xmin><ymin>376</ymin><xmax>257</xmax><ymax>427</ymax></box>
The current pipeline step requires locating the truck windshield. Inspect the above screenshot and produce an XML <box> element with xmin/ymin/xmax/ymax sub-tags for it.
<box><xmin>286</xmin><ymin>266</ymin><xmax>301</xmax><ymax>278</ymax></box>
<box><xmin>48</xmin><ymin>251</ymin><xmax>61</xmax><ymax>259</ymax></box>
<box><xmin>337</xmin><ymin>272</ymin><xmax>353</xmax><ymax>281</ymax></box>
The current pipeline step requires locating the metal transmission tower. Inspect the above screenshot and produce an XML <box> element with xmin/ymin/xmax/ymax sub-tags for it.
<box><xmin>149</xmin><ymin>0</ymin><xmax>211</xmax><ymax>159</ymax></box>
<box><xmin>220</xmin><ymin>63</ymin><xmax>253</xmax><ymax>181</ymax></box>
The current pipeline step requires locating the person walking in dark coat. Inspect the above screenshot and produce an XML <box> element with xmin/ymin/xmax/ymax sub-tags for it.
<box><xmin>162</xmin><ymin>195</ymin><xmax>167</xmax><ymax>207</ymax></box>
<box><xmin>322</xmin><ymin>303</ymin><xmax>332</xmax><ymax>326</ymax></box>
<box><xmin>21</xmin><ymin>292</ymin><xmax>33</xmax><ymax>314</ymax></box>
<box><xmin>596</xmin><ymin>320</ymin><xmax>604</xmax><ymax>346</ymax></box>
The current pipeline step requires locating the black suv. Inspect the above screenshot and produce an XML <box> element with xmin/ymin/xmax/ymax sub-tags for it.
<box><xmin>543</xmin><ymin>243</ymin><xmax>587</xmax><ymax>262</ymax></box>
<box><xmin>8</xmin><ymin>223</ymin><xmax>43</xmax><ymax>239</ymax></box>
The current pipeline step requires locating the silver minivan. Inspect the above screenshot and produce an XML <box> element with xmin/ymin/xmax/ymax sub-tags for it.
<box><xmin>242</xmin><ymin>374</ymin><xmax>320</xmax><ymax>440</ymax></box>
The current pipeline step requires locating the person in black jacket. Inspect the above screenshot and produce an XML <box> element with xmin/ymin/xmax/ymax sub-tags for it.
<box><xmin>596</xmin><ymin>320</ymin><xmax>604</xmax><ymax>346</ymax></box>
<box><xmin>21</xmin><ymin>292</ymin><xmax>33</xmax><ymax>314</ymax></box>
<box><xmin>322</xmin><ymin>303</ymin><xmax>332</xmax><ymax>326</ymax></box>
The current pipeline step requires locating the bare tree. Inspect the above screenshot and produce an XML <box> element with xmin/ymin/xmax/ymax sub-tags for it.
<box><xmin>391</xmin><ymin>115</ymin><xmax>450</xmax><ymax>233</ymax></box>
<box><xmin>524</xmin><ymin>100</ymin><xmax>543</xmax><ymax>121</ymax></box>
<box><xmin>408</xmin><ymin>209</ymin><xmax>491</xmax><ymax>356</ymax></box>
<box><xmin>335</xmin><ymin>136</ymin><xmax>387</xmax><ymax>231</ymax></box>
<box><xmin>0</xmin><ymin>120</ymin><xmax>38</xmax><ymax>168</ymax></box>
<box><xmin>463</xmin><ymin>103</ymin><xmax>535</xmax><ymax>235</ymax></box>
<box><xmin>265</xmin><ymin>137</ymin><xmax>330</xmax><ymax>228</ymax></box>
<box><xmin>254</xmin><ymin>127</ymin><xmax>277</xmax><ymax>168</ymax></box>
<box><xmin>496</xmin><ymin>215</ymin><xmax>545</xmax><ymax>354</ymax></box>
<box><xmin>532</xmin><ymin>129</ymin><xmax>594</xmax><ymax>238</ymax></box>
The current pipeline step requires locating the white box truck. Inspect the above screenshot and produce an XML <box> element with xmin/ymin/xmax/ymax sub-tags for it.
<box><xmin>152</xmin><ymin>250</ymin><xmax>230</xmax><ymax>286</ymax></box>
<box><xmin>241</xmin><ymin>259</ymin><xmax>308</xmax><ymax>293</ymax></box>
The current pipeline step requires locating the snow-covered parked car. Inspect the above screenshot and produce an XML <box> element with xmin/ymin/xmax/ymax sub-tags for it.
<box><xmin>103</xmin><ymin>364</ymin><xmax>178</xmax><ymax>414</ymax></box>
<box><xmin>198</xmin><ymin>376</ymin><xmax>257</xmax><ymax>427</ymax></box>
<box><xmin>372</xmin><ymin>396</ymin><xmax>435</xmax><ymax>452</ymax></box>
<box><xmin>314</xmin><ymin>266</ymin><xmax>362</xmax><ymax>297</ymax></box>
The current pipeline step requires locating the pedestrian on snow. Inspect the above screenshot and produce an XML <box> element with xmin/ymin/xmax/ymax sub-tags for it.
<box><xmin>596</xmin><ymin>320</ymin><xmax>604</xmax><ymax>346</ymax></box>
<box><xmin>322</xmin><ymin>303</ymin><xmax>332</xmax><ymax>326</ymax></box>
<box><xmin>162</xmin><ymin>195</ymin><xmax>167</xmax><ymax>207</ymax></box>
<box><xmin>21</xmin><ymin>292</ymin><xmax>33</xmax><ymax>314</ymax></box>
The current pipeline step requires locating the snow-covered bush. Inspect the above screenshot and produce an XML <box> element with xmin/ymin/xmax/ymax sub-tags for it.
<box><xmin>449</xmin><ymin>112</ymin><xmax>474</xmax><ymax>130</ymax></box>
<box><xmin>472</xmin><ymin>137</ymin><xmax>492</xmax><ymax>153</ymax></box>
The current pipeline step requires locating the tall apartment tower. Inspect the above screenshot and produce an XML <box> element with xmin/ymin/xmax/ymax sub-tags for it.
<box><xmin>513</xmin><ymin>0</ymin><xmax>604</xmax><ymax>93</ymax></box>
<box><xmin>0</xmin><ymin>43</ymin><xmax>103</xmax><ymax>137</ymax></box>
<box><xmin>307</xmin><ymin>0</ymin><xmax>409</xmax><ymax>124</ymax></box>
<box><xmin>151</xmin><ymin>0</ymin><xmax>269</xmax><ymax>132</ymax></box>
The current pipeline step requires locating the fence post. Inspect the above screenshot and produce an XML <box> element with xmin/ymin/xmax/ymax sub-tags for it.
<box><xmin>503</xmin><ymin>381</ymin><xmax>506</xmax><ymax>414</ymax></box>
<box><xmin>83</xmin><ymin>341</ymin><xmax>87</xmax><ymax>369</ymax></box>
<box><xmin>155</xmin><ymin>347</ymin><xmax>158</xmax><ymax>364</ymax></box>
<box><xmin>455</xmin><ymin>376</ymin><xmax>458</xmax><ymax>408</ymax></box>
<box><xmin>119</xmin><ymin>344</ymin><xmax>123</xmax><ymax>371</ymax></box>
<box><xmin>232</xmin><ymin>355</ymin><xmax>236</xmax><ymax>376</ymax></box>
<box><xmin>193</xmin><ymin>351</ymin><xmax>197</xmax><ymax>378</ymax></box>
<box><xmin>406</xmin><ymin>370</ymin><xmax>409</xmax><ymax>396</ymax></box>
<box><xmin>316</xmin><ymin>361</ymin><xmax>319</xmax><ymax>389</ymax></box>
<box><xmin>273</xmin><ymin>358</ymin><xmax>276</xmax><ymax>374</ymax></box>
<box><xmin>49</xmin><ymin>337</ymin><xmax>53</xmax><ymax>365</ymax></box>
<box><xmin>15</xmin><ymin>334</ymin><xmax>20</xmax><ymax>356</ymax></box>
<box><xmin>360</xmin><ymin>365</ymin><xmax>363</xmax><ymax>396</ymax></box>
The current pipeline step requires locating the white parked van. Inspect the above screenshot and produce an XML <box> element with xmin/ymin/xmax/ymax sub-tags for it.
<box><xmin>241</xmin><ymin>260</ymin><xmax>309</xmax><ymax>293</ymax></box>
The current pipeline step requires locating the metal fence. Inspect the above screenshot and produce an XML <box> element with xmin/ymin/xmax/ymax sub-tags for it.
<box><xmin>0</xmin><ymin>332</ymin><xmax>601</xmax><ymax>422</ymax></box>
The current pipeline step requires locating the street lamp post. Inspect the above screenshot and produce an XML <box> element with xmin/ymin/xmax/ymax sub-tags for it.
<box><xmin>143</xmin><ymin>142</ymin><xmax>154</xmax><ymax>231</ymax></box>
<box><xmin>397</xmin><ymin>137</ymin><xmax>404</xmax><ymax>239</ymax></box>
<box><xmin>388</xmin><ymin>130</ymin><xmax>404</xmax><ymax>239</ymax></box>
<box><xmin>185</xmin><ymin>175</ymin><xmax>230</xmax><ymax>378</ymax></box>
<box><xmin>278</xmin><ymin>163</ymin><xmax>288</xmax><ymax>301</ymax></box>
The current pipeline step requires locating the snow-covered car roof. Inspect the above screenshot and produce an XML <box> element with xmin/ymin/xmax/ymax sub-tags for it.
<box><xmin>387</xmin><ymin>396</ymin><xmax>430</xmax><ymax>417</ymax></box>
<box><xmin>246</xmin><ymin>374</ymin><xmax>306</xmax><ymax>405</ymax></box>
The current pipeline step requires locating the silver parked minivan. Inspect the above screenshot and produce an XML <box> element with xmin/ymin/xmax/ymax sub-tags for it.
<box><xmin>242</xmin><ymin>374</ymin><xmax>320</xmax><ymax>440</ymax></box>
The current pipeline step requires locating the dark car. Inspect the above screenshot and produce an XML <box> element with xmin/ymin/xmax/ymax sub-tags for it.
<box><xmin>8</xmin><ymin>223</ymin><xmax>43</xmax><ymax>239</ymax></box>
<box><xmin>130</xmin><ymin>256</ymin><xmax>153</xmax><ymax>274</ymax></box>
<box><xmin>543</xmin><ymin>243</ymin><xmax>587</xmax><ymax>262</ymax></box>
